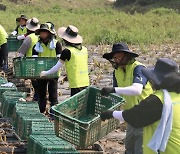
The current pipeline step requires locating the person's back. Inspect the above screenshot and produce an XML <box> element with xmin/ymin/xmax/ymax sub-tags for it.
<box><xmin>40</xmin><ymin>25</ymin><xmax>89</xmax><ymax>96</ymax></box>
<box><xmin>0</xmin><ymin>25</ymin><xmax>8</xmax><ymax>46</ymax></box>
<box><xmin>64</xmin><ymin>45</ymin><xmax>89</xmax><ymax>89</ymax></box>
<box><xmin>0</xmin><ymin>25</ymin><xmax>8</xmax><ymax>71</ymax></box>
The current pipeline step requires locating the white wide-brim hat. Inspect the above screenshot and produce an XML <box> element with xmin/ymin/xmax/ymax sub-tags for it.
<box><xmin>26</xmin><ymin>18</ymin><xmax>40</xmax><ymax>32</ymax></box>
<box><xmin>58</xmin><ymin>25</ymin><xmax>83</xmax><ymax>44</ymax></box>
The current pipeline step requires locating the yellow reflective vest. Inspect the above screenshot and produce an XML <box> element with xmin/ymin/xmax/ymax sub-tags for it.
<box><xmin>17</xmin><ymin>26</ymin><xmax>27</xmax><ymax>35</ymax></box>
<box><xmin>26</xmin><ymin>33</ymin><xmax>38</xmax><ymax>57</ymax></box>
<box><xmin>65</xmin><ymin>46</ymin><xmax>89</xmax><ymax>88</ymax></box>
<box><xmin>143</xmin><ymin>90</ymin><xmax>180</xmax><ymax>154</ymax></box>
<box><xmin>115</xmin><ymin>60</ymin><xmax>153</xmax><ymax>110</ymax></box>
<box><xmin>37</xmin><ymin>40</ymin><xmax>57</xmax><ymax>57</ymax></box>
<box><xmin>0</xmin><ymin>25</ymin><xmax>8</xmax><ymax>46</ymax></box>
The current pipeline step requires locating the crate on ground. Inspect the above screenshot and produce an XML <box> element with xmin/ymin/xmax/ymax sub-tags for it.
<box><xmin>12</xmin><ymin>101</ymin><xmax>41</xmax><ymax>130</ymax></box>
<box><xmin>2</xmin><ymin>91</ymin><xmax>27</xmax><ymax>102</ymax></box>
<box><xmin>2</xmin><ymin>90</ymin><xmax>27</xmax><ymax>99</ymax></box>
<box><xmin>52</xmin><ymin>86</ymin><xmax>125</xmax><ymax>149</ymax></box>
<box><xmin>45</xmin><ymin>151</ymin><xmax>79</xmax><ymax>154</ymax></box>
<box><xmin>13</xmin><ymin>57</ymin><xmax>60</xmax><ymax>79</ymax></box>
<box><xmin>0</xmin><ymin>77</ymin><xmax>7</xmax><ymax>84</ymax></box>
<box><xmin>14</xmin><ymin>101</ymin><xmax>39</xmax><ymax>113</ymax></box>
<box><xmin>1</xmin><ymin>96</ymin><xmax>20</xmax><ymax>117</ymax></box>
<box><xmin>0</xmin><ymin>83</ymin><xmax>17</xmax><ymax>100</ymax></box>
<box><xmin>17</xmin><ymin>114</ymin><xmax>49</xmax><ymax>140</ymax></box>
<box><xmin>31</xmin><ymin>121</ymin><xmax>55</xmax><ymax>135</ymax></box>
<box><xmin>12</xmin><ymin>101</ymin><xmax>40</xmax><ymax>120</ymax></box>
<box><xmin>27</xmin><ymin>135</ymin><xmax>78</xmax><ymax>154</ymax></box>
<box><xmin>7</xmin><ymin>36</ymin><xmax>23</xmax><ymax>52</ymax></box>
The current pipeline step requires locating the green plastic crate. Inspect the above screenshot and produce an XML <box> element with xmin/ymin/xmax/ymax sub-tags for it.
<box><xmin>1</xmin><ymin>96</ymin><xmax>20</xmax><ymax>117</ymax></box>
<box><xmin>0</xmin><ymin>77</ymin><xmax>7</xmax><ymax>84</ymax></box>
<box><xmin>13</xmin><ymin>112</ymin><xmax>45</xmax><ymax>134</ymax></box>
<box><xmin>12</xmin><ymin>101</ymin><xmax>40</xmax><ymax>121</ymax></box>
<box><xmin>17</xmin><ymin>114</ymin><xmax>49</xmax><ymax>140</ymax></box>
<box><xmin>7</xmin><ymin>36</ymin><xmax>23</xmax><ymax>52</ymax></box>
<box><xmin>2</xmin><ymin>91</ymin><xmax>27</xmax><ymax>99</ymax></box>
<box><xmin>2</xmin><ymin>91</ymin><xmax>27</xmax><ymax>103</ymax></box>
<box><xmin>12</xmin><ymin>102</ymin><xmax>40</xmax><ymax>130</ymax></box>
<box><xmin>27</xmin><ymin>135</ymin><xmax>77</xmax><ymax>154</ymax></box>
<box><xmin>15</xmin><ymin>101</ymin><xmax>39</xmax><ymax>112</ymax></box>
<box><xmin>45</xmin><ymin>151</ymin><xmax>79</xmax><ymax>154</ymax></box>
<box><xmin>13</xmin><ymin>57</ymin><xmax>60</xmax><ymax>79</ymax></box>
<box><xmin>52</xmin><ymin>86</ymin><xmax>125</xmax><ymax>149</ymax></box>
<box><xmin>31</xmin><ymin>121</ymin><xmax>55</xmax><ymax>135</ymax></box>
<box><xmin>0</xmin><ymin>83</ymin><xmax>17</xmax><ymax>100</ymax></box>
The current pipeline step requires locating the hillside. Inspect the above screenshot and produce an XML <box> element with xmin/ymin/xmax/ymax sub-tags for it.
<box><xmin>0</xmin><ymin>0</ymin><xmax>180</xmax><ymax>44</ymax></box>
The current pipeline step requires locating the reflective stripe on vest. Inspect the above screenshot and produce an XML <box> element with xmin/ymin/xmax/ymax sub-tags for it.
<box><xmin>143</xmin><ymin>90</ymin><xmax>180</xmax><ymax>154</ymax></box>
<box><xmin>115</xmin><ymin>60</ymin><xmax>153</xmax><ymax>110</ymax></box>
<box><xmin>17</xmin><ymin>26</ymin><xmax>27</xmax><ymax>35</ymax></box>
<box><xmin>26</xmin><ymin>33</ymin><xmax>38</xmax><ymax>57</ymax></box>
<box><xmin>38</xmin><ymin>40</ymin><xmax>57</xmax><ymax>57</ymax></box>
<box><xmin>65</xmin><ymin>46</ymin><xmax>89</xmax><ymax>88</ymax></box>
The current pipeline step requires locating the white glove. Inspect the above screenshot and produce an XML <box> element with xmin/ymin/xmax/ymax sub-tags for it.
<box><xmin>11</xmin><ymin>31</ymin><xmax>17</xmax><ymax>36</ymax></box>
<box><xmin>40</xmin><ymin>71</ymin><xmax>47</xmax><ymax>77</ymax></box>
<box><xmin>17</xmin><ymin>35</ymin><xmax>25</xmax><ymax>40</ymax></box>
<box><xmin>113</xmin><ymin>111</ymin><xmax>125</xmax><ymax>124</ymax></box>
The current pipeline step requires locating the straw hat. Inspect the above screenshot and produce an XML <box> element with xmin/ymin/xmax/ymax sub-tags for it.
<box><xmin>58</xmin><ymin>25</ymin><xmax>83</xmax><ymax>44</ymax></box>
<box><xmin>26</xmin><ymin>18</ymin><xmax>40</xmax><ymax>32</ymax></box>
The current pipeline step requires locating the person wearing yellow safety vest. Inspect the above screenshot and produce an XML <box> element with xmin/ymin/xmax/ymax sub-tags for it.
<box><xmin>0</xmin><ymin>24</ymin><xmax>8</xmax><ymax>71</ymax></box>
<box><xmin>32</xmin><ymin>22</ymin><xmax>62</xmax><ymax>115</ymax></box>
<box><xmin>11</xmin><ymin>15</ymin><xmax>28</xmax><ymax>40</ymax></box>
<box><xmin>40</xmin><ymin>25</ymin><xmax>90</xmax><ymax>96</ymax></box>
<box><xmin>100</xmin><ymin>42</ymin><xmax>153</xmax><ymax>154</ymax></box>
<box><xmin>17</xmin><ymin>17</ymin><xmax>40</xmax><ymax>101</ymax></box>
<box><xmin>100</xmin><ymin>58</ymin><xmax>180</xmax><ymax>154</ymax></box>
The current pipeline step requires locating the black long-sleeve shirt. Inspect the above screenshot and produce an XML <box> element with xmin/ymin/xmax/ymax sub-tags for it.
<box><xmin>122</xmin><ymin>94</ymin><xmax>163</xmax><ymax>128</ymax></box>
<box><xmin>122</xmin><ymin>73</ymin><xmax>180</xmax><ymax>128</ymax></box>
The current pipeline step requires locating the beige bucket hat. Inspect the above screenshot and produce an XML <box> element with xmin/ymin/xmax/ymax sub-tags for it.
<box><xmin>58</xmin><ymin>25</ymin><xmax>83</xmax><ymax>44</ymax></box>
<box><xmin>26</xmin><ymin>18</ymin><xmax>40</xmax><ymax>32</ymax></box>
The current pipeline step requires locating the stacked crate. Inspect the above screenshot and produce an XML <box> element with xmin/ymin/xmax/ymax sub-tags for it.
<box><xmin>27</xmin><ymin>135</ymin><xmax>78</xmax><ymax>154</ymax></box>
<box><xmin>12</xmin><ymin>101</ymin><xmax>49</xmax><ymax>140</ymax></box>
<box><xmin>0</xmin><ymin>82</ymin><xmax>17</xmax><ymax>101</ymax></box>
<box><xmin>1</xmin><ymin>91</ymin><xmax>27</xmax><ymax>117</ymax></box>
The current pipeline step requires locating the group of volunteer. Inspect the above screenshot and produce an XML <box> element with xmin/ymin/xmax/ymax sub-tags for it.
<box><xmin>0</xmin><ymin>14</ymin><xmax>179</xmax><ymax>154</ymax></box>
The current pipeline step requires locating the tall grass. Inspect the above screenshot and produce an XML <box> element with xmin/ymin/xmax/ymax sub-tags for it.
<box><xmin>0</xmin><ymin>0</ymin><xmax>179</xmax><ymax>45</ymax></box>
